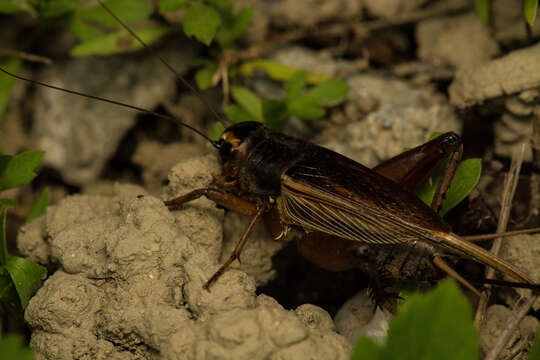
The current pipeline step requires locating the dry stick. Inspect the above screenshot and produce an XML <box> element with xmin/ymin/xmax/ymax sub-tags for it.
<box><xmin>484</xmin><ymin>110</ymin><xmax>540</xmax><ymax>360</ymax></box>
<box><xmin>463</xmin><ymin>227</ymin><xmax>540</xmax><ymax>242</ymax></box>
<box><xmin>474</xmin><ymin>144</ymin><xmax>525</xmax><ymax>327</ymax></box>
<box><xmin>0</xmin><ymin>49</ymin><xmax>52</xmax><ymax>65</ymax></box>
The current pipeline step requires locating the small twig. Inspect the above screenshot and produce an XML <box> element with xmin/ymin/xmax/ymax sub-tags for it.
<box><xmin>463</xmin><ymin>227</ymin><xmax>540</xmax><ymax>242</ymax></box>
<box><xmin>474</xmin><ymin>144</ymin><xmax>526</xmax><ymax>327</ymax></box>
<box><xmin>0</xmin><ymin>49</ymin><xmax>52</xmax><ymax>65</ymax></box>
<box><xmin>484</xmin><ymin>294</ymin><xmax>538</xmax><ymax>360</ymax></box>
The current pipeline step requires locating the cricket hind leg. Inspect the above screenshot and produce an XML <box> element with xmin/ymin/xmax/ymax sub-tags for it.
<box><xmin>372</xmin><ymin>133</ymin><xmax>487</xmax><ymax>296</ymax></box>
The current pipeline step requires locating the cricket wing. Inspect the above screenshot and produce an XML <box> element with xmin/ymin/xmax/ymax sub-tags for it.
<box><xmin>278</xmin><ymin>146</ymin><xmax>451</xmax><ymax>245</ymax></box>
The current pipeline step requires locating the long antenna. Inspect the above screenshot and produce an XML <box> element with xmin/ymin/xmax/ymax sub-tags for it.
<box><xmin>96</xmin><ymin>0</ymin><xmax>229</xmax><ymax>127</ymax></box>
<box><xmin>0</xmin><ymin>67</ymin><xmax>220</xmax><ymax>148</ymax></box>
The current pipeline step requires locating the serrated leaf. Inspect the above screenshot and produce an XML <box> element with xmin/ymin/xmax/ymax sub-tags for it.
<box><xmin>225</xmin><ymin>104</ymin><xmax>255</xmax><ymax>124</ymax></box>
<box><xmin>26</xmin><ymin>187</ymin><xmax>50</xmax><ymax>224</ymax></box>
<box><xmin>0</xmin><ymin>58</ymin><xmax>22</xmax><ymax>120</ymax></box>
<box><xmin>195</xmin><ymin>62</ymin><xmax>218</xmax><ymax>90</ymax></box>
<box><xmin>300</xmin><ymin>79</ymin><xmax>349</xmax><ymax>107</ymax></box>
<box><xmin>216</xmin><ymin>6</ymin><xmax>252</xmax><ymax>48</ymax></box>
<box><xmin>5</xmin><ymin>254</ymin><xmax>46</xmax><ymax>309</ymax></box>
<box><xmin>238</xmin><ymin>60</ymin><xmax>330</xmax><ymax>84</ymax></box>
<box><xmin>0</xmin><ymin>334</ymin><xmax>33</xmax><ymax>360</ymax></box>
<box><xmin>158</xmin><ymin>0</ymin><xmax>187</xmax><ymax>14</ymax></box>
<box><xmin>525</xmin><ymin>0</ymin><xmax>538</xmax><ymax>26</ymax></box>
<box><xmin>286</xmin><ymin>71</ymin><xmax>307</xmax><ymax>103</ymax></box>
<box><xmin>262</xmin><ymin>99</ymin><xmax>289</xmax><ymax>131</ymax></box>
<box><xmin>474</xmin><ymin>0</ymin><xmax>490</xmax><ymax>25</ymax></box>
<box><xmin>0</xmin><ymin>151</ymin><xmax>43</xmax><ymax>191</ymax></box>
<box><xmin>71</xmin><ymin>25</ymin><xmax>171</xmax><ymax>56</ymax></box>
<box><xmin>530</xmin><ymin>330</ymin><xmax>540</xmax><ymax>360</ymax></box>
<box><xmin>231</xmin><ymin>86</ymin><xmax>263</xmax><ymax>122</ymax></box>
<box><xmin>182</xmin><ymin>3</ymin><xmax>222</xmax><ymax>46</ymax></box>
<box><xmin>69</xmin><ymin>0</ymin><xmax>153</xmax><ymax>41</ymax></box>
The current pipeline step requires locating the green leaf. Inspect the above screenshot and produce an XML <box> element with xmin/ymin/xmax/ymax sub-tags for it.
<box><xmin>69</xmin><ymin>0</ymin><xmax>153</xmax><ymax>41</ymax></box>
<box><xmin>300</xmin><ymin>79</ymin><xmax>349</xmax><ymax>107</ymax></box>
<box><xmin>0</xmin><ymin>334</ymin><xmax>33</xmax><ymax>360</ymax></box>
<box><xmin>158</xmin><ymin>0</ymin><xmax>187</xmax><ymax>14</ymax></box>
<box><xmin>0</xmin><ymin>58</ymin><xmax>22</xmax><ymax>120</ymax></box>
<box><xmin>216</xmin><ymin>6</ymin><xmax>253</xmax><ymax>48</ymax></box>
<box><xmin>262</xmin><ymin>99</ymin><xmax>289</xmax><ymax>131</ymax></box>
<box><xmin>285</xmin><ymin>71</ymin><xmax>307</xmax><ymax>103</ymax></box>
<box><xmin>386</xmin><ymin>279</ymin><xmax>478</xmax><ymax>360</ymax></box>
<box><xmin>207</xmin><ymin>0</ymin><xmax>233</xmax><ymax>12</ymax></box>
<box><xmin>182</xmin><ymin>3</ymin><xmax>222</xmax><ymax>46</ymax></box>
<box><xmin>37</xmin><ymin>0</ymin><xmax>91</xmax><ymax>17</ymax></box>
<box><xmin>225</xmin><ymin>104</ymin><xmax>255</xmax><ymax>124</ymax></box>
<box><xmin>288</xmin><ymin>100</ymin><xmax>325</xmax><ymax>119</ymax></box>
<box><xmin>195</xmin><ymin>62</ymin><xmax>218</xmax><ymax>90</ymax></box>
<box><xmin>5</xmin><ymin>254</ymin><xmax>46</xmax><ymax>309</ymax></box>
<box><xmin>416</xmin><ymin>158</ymin><xmax>482</xmax><ymax>217</ymax></box>
<box><xmin>26</xmin><ymin>187</ymin><xmax>50</xmax><ymax>224</ymax></box>
<box><xmin>353</xmin><ymin>279</ymin><xmax>478</xmax><ymax>360</ymax></box>
<box><xmin>0</xmin><ymin>198</ymin><xmax>15</xmax><ymax>208</ymax></box>
<box><xmin>525</xmin><ymin>0</ymin><xmax>539</xmax><ymax>26</ymax></box>
<box><xmin>351</xmin><ymin>337</ymin><xmax>384</xmax><ymax>360</ymax></box>
<box><xmin>209</xmin><ymin>122</ymin><xmax>225</xmax><ymax>141</ymax></box>
<box><xmin>0</xmin><ymin>275</ymin><xmax>18</xmax><ymax>305</ymax></box>
<box><xmin>0</xmin><ymin>151</ymin><xmax>44</xmax><ymax>191</ymax></box>
<box><xmin>474</xmin><ymin>0</ymin><xmax>490</xmax><ymax>25</ymax></box>
<box><xmin>0</xmin><ymin>0</ymin><xmax>37</xmax><ymax>15</ymax></box>
<box><xmin>238</xmin><ymin>60</ymin><xmax>330</xmax><ymax>84</ymax></box>
<box><xmin>231</xmin><ymin>86</ymin><xmax>263</xmax><ymax>122</ymax></box>
<box><xmin>71</xmin><ymin>25</ymin><xmax>171</xmax><ymax>56</ymax></box>
<box><xmin>530</xmin><ymin>329</ymin><xmax>540</xmax><ymax>360</ymax></box>
<box><xmin>0</xmin><ymin>210</ymin><xmax>6</xmax><ymax>266</ymax></box>
<box><xmin>438</xmin><ymin>158</ymin><xmax>482</xmax><ymax>216</ymax></box>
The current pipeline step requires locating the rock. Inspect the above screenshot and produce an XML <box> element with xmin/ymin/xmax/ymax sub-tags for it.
<box><xmin>20</xmin><ymin>156</ymin><xmax>352</xmax><ymax>359</ymax></box>
<box><xmin>480</xmin><ymin>305</ymin><xmax>539</xmax><ymax>360</ymax></box>
<box><xmin>449</xmin><ymin>42</ymin><xmax>540</xmax><ymax>109</ymax></box>
<box><xmin>416</xmin><ymin>13</ymin><xmax>499</xmax><ymax>69</ymax></box>
<box><xmin>31</xmin><ymin>43</ymin><xmax>195</xmax><ymax>185</ymax></box>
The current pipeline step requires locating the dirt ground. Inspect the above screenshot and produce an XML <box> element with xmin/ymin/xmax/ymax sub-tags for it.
<box><xmin>1</xmin><ymin>0</ymin><xmax>540</xmax><ymax>359</ymax></box>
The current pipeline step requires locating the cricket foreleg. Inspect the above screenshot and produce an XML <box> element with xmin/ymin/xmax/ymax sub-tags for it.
<box><xmin>203</xmin><ymin>206</ymin><xmax>265</xmax><ymax>290</ymax></box>
<box><xmin>164</xmin><ymin>188</ymin><xmax>259</xmax><ymax>216</ymax></box>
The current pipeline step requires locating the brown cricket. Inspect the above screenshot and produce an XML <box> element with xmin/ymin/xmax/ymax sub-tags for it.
<box><xmin>1</xmin><ymin>0</ymin><xmax>537</xmax><ymax>302</ymax></box>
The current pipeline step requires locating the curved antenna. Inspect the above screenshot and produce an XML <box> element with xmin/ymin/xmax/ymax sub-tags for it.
<box><xmin>0</xmin><ymin>66</ymin><xmax>220</xmax><ymax>149</ymax></box>
<box><xmin>96</xmin><ymin>0</ymin><xmax>229</xmax><ymax>127</ymax></box>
